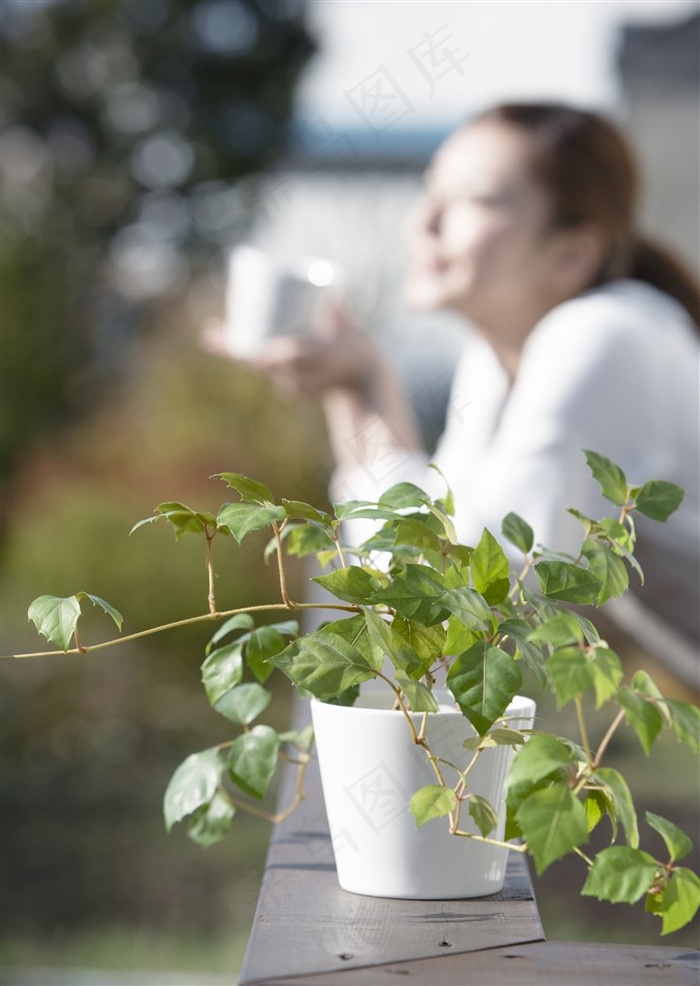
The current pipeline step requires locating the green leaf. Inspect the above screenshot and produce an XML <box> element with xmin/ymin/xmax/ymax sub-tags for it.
<box><xmin>214</xmin><ymin>683</ymin><xmax>271</xmax><ymax>726</ymax></box>
<box><xmin>313</xmin><ymin>567</ymin><xmax>382</xmax><ymax>605</ymax></box>
<box><xmin>518</xmin><ymin>786</ymin><xmax>588</xmax><ymax>874</ymax></box>
<box><xmin>370</xmin><ymin>565</ymin><xmax>449</xmax><ymax>625</ymax></box>
<box><xmin>468</xmin><ymin>794</ymin><xmax>499</xmax><ymax>837</ymax></box>
<box><xmin>187</xmin><ymin>791</ymin><xmax>235</xmax><ymax>848</ymax></box>
<box><xmin>319</xmin><ymin>614</ymin><xmax>383</xmax><ymax>672</ymax></box>
<box><xmin>582</xmin><ymin>846</ymin><xmax>659</xmax><ymax>903</ymax></box>
<box><xmin>392</xmin><ymin>615</ymin><xmax>446</xmax><ymax>671</ymax></box>
<box><xmin>394</xmin><ymin>674</ymin><xmax>439</xmax><ymax>713</ymax></box>
<box><xmin>522</xmin><ymin>588</ymin><xmax>562</xmax><ymax>622</ymax></box>
<box><xmin>28</xmin><ymin>594</ymin><xmax>84</xmax><ymax>651</ymax></box>
<box><xmin>163</xmin><ymin>748</ymin><xmax>222</xmax><ymax>831</ymax></box>
<box><xmin>226</xmin><ymin>725</ymin><xmax>280</xmax><ymax>799</ymax></box>
<box><xmin>589</xmin><ymin>647</ymin><xmax>624</xmax><ymax>708</ymax></box>
<box><xmin>425</xmin><ymin>501</ymin><xmax>458</xmax><ymax>544</ymax></box>
<box><xmin>569</xmin><ymin>612</ymin><xmax>600</xmax><ymax>646</ymax></box>
<box><xmin>285</xmin><ymin>523</ymin><xmax>335</xmax><ymax>558</ymax></box>
<box><xmin>535</xmin><ymin>561</ymin><xmax>602</xmax><ymax>605</ymax></box>
<box><xmin>581</xmin><ymin>540</ymin><xmax>629</xmax><ymax>604</ymax></box>
<box><xmin>201</xmin><ymin>643</ymin><xmax>244</xmax><ymax>705</ymax></box>
<box><xmin>148</xmin><ymin>502</ymin><xmax>214</xmax><ymax>539</ymax></box>
<box><xmin>645</xmin><ymin>812</ymin><xmax>693</xmax><ymax>863</ymax></box>
<box><xmin>206</xmin><ymin>613</ymin><xmax>255</xmax><ymax>652</ymax></box>
<box><xmin>393</xmin><ymin>517</ymin><xmax>443</xmax><ymax>559</ymax></box>
<box><xmin>270</xmin><ymin>632</ymin><xmax>376</xmax><ymax>700</ymax></box>
<box><xmin>246</xmin><ymin>623</ymin><xmax>297</xmax><ymax>684</ymax></box>
<box><xmin>584</xmin><ymin>789</ymin><xmax>609</xmax><ymax>834</ymax></box>
<box><xmin>498</xmin><ymin>619</ymin><xmax>547</xmax><ymax>688</ymax></box>
<box><xmin>410</xmin><ymin>785</ymin><xmax>457</xmax><ymax>827</ymax></box>
<box><xmin>78</xmin><ymin>593</ymin><xmax>123</xmax><ymax>632</ymax></box>
<box><xmin>596</xmin><ymin>767</ymin><xmax>639</xmax><ymax>847</ymax></box>
<box><xmin>441</xmin><ymin>585</ymin><xmax>493</xmax><ymax>633</ymax></box>
<box><xmin>464</xmin><ymin>727</ymin><xmax>526</xmax><ymax>751</ymax></box>
<box><xmin>278</xmin><ymin>724</ymin><xmax>315</xmax><ymax>753</ymax></box>
<box><xmin>599</xmin><ymin>517</ymin><xmax>633</xmax><ymax>548</ymax></box>
<box><xmin>584</xmin><ymin>450</ymin><xmax>629</xmax><ymax>506</ymax></box>
<box><xmin>281</xmin><ymin>499</ymin><xmax>332</xmax><ymax>525</ymax></box>
<box><xmin>332</xmin><ymin>499</ymin><xmax>375</xmax><ymax>521</ymax></box>
<box><xmin>447</xmin><ymin>641</ymin><xmax>522</xmax><ymax>736</ymax></box>
<box><xmin>549</xmin><ymin>646</ymin><xmax>596</xmax><ymax>707</ymax></box>
<box><xmin>528</xmin><ymin>611</ymin><xmax>585</xmax><ymax>647</ymax></box>
<box><xmin>501</xmin><ymin>512</ymin><xmax>534</xmax><ymax>554</ymax></box>
<box><xmin>428</xmin><ymin>462</ymin><xmax>455</xmax><ymax>515</ymax></box>
<box><xmin>214</xmin><ymin>473</ymin><xmax>274</xmax><ymax>504</ymax></box>
<box><xmin>618</xmin><ymin>687</ymin><xmax>664</xmax><ymax>755</ymax></box>
<box><xmin>363</xmin><ymin>609</ymin><xmax>424</xmax><ymax>677</ymax></box>
<box><xmin>660</xmin><ymin>868</ymin><xmax>700</xmax><ymax>935</ymax></box>
<box><xmin>631</xmin><ymin>669</ymin><xmax>664</xmax><ymax>701</ymax></box>
<box><xmin>28</xmin><ymin>592</ymin><xmax>123</xmax><ymax>652</ymax></box>
<box><xmin>634</xmin><ymin>480</ymin><xmax>685</xmax><ymax>522</ymax></box>
<box><xmin>217</xmin><ymin>502</ymin><xmax>286</xmax><ymax>542</ymax></box>
<box><xmin>506</xmin><ymin>734</ymin><xmax>576</xmax><ymax>793</ymax></box>
<box><xmin>664</xmin><ymin>699</ymin><xmax>700</xmax><ymax>752</ymax></box>
<box><xmin>470</xmin><ymin>529</ymin><xmax>510</xmax><ymax>604</ymax></box>
<box><xmin>378</xmin><ymin>482</ymin><xmax>430</xmax><ymax>509</ymax></box>
<box><xmin>445</xmin><ymin>617</ymin><xmax>478</xmax><ymax>661</ymax></box>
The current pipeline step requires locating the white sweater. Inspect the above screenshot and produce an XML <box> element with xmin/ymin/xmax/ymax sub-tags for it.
<box><xmin>334</xmin><ymin>280</ymin><xmax>700</xmax><ymax>642</ymax></box>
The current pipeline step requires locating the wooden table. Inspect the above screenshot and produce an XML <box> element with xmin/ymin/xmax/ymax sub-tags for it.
<box><xmin>240</xmin><ymin>702</ymin><xmax>699</xmax><ymax>985</ymax></box>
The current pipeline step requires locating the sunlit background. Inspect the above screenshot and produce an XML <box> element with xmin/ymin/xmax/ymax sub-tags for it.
<box><xmin>1</xmin><ymin>1</ymin><xmax>698</xmax><ymax>983</ymax></box>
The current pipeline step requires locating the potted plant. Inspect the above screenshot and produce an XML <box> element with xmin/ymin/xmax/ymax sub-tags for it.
<box><xmin>16</xmin><ymin>450</ymin><xmax>700</xmax><ymax>933</ymax></box>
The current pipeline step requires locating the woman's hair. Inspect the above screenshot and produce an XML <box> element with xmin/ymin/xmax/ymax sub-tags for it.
<box><xmin>472</xmin><ymin>103</ymin><xmax>700</xmax><ymax>327</ymax></box>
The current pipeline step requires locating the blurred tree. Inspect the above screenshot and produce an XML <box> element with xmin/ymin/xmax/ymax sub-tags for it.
<box><xmin>0</xmin><ymin>0</ymin><xmax>315</xmax><ymax>515</ymax></box>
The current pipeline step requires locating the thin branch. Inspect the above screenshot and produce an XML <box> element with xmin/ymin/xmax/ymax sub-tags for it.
<box><xmin>205</xmin><ymin>531</ymin><xmax>217</xmax><ymax>615</ymax></box>
<box><xmin>273</xmin><ymin>521</ymin><xmax>294</xmax><ymax>608</ymax></box>
<box><xmin>573</xmin><ymin>845</ymin><xmax>594</xmax><ymax>868</ymax></box>
<box><xmin>4</xmin><ymin>602</ymin><xmax>363</xmax><ymax>660</ymax></box>
<box><xmin>593</xmin><ymin>708</ymin><xmax>626</xmax><ymax>768</ymax></box>
<box><xmin>217</xmin><ymin>750</ymin><xmax>310</xmax><ymax>824</ymax></box>
<box><xmin>451</xmin><ymin>830</ymin><xmax>528</xmax><ymax>852</ymax></box>
<box><xmin>575</xmin><ymin>694</ymin><xmax>593</xmax><ymax>770</ymax></box>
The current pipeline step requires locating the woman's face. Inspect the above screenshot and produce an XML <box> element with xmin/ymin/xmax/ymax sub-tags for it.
<box><xmin>404</xmin><ymin>121</ymin><xmax>564</xmax><ymax>327</ymax></box>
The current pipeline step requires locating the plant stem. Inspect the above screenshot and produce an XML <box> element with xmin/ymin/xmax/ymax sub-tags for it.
<box><xmin>273</xmin><ymin>521</ymin><xmax>294</xmax><ymax>608</ymax></box>
<box><xmin>205</xmin><ymin>530</ymin><xmax>217</xmax><ymax>615</ymax></box>
<box><xmin>451</xmin><ymin>830</ymin><xmax>528</xmax><ymax>852</ymax></box>
<box><xmin>334</xmin><ymin>534</ymin><xmax>347</xmax><ymax>570</ymax></box>
<box><xmin>4</xmin><ymin>602</ymin><xmax>363</xmax><ymax>660</ymax></box>
<box><xmin>376</xmin><ymin>670</ymin><xmax>420</xmax><ymax>745</ymax></box>
<box><xmin>575</xmin><ymin>694</ymin><xmax>593</xmax><ymax>770</ymax></box>
<box><xmin>509</xmin><ymin>557</ymin><xmax>533</xmax><ymax>601</ymax></box>
<box><xmin>593</xmin><ymin>708</ymin><xmax>626</xmax><ymax>768</ymax></box>
<box><xmin>573</xmin><ymin>845</ymin><xmax>594</xmax><ymax>867</ymax></box>
<box><xmin>218</xmin><ymin>750</ymin><xmax>310</xmax><ymax>824</ymax></box>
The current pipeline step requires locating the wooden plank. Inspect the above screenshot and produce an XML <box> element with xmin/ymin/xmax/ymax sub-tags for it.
<box><xmin>262</xmin><ymin>942</ymin><xmax>700</xmax><ymax>985</ymax></box>
<box><xmin>240</xmin><ymin>700</ymin><xmax>544</xmax><ymax>985</ymax></box>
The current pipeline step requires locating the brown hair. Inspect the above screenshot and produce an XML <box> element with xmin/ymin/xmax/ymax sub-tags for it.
<box><xmin>472</xmin><ymin>103</ymin><xmax>700</xmax><ymax>328</ymax></box>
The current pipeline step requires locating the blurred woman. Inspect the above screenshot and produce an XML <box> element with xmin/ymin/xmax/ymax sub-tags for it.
<box><xmin>210</xmin><ymin>103</ymin><xmax>700</xmax><ymax>646</ymax></box>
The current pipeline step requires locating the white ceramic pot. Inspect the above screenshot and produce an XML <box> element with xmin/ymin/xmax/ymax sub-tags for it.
<box><xmin>310</xmin><ymin>687</ymin><xmax>536</xmax><ymax>899</ymax></box>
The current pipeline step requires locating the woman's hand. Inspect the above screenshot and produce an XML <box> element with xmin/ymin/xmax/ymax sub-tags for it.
<box><xmin>202</xmin><ymin>304</ymin><xmax>380</xmax><ymax>401</ymax></box>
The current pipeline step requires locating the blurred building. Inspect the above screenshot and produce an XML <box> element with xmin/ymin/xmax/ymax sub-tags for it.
<box><xmin>617</xmin><ymin>10</ymin><xmax>700</xmax><ymax>273</ymax></box>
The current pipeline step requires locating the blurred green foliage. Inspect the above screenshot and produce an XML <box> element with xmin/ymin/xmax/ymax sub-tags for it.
<box><xmin>0</xmin><ymin>0</ymin><xmax>322</xmax><ymax>973</ymax></box>
<box><xmin>0</xmin><ymin>301</ymin><xmax>332</xmax><ymax>971</ymax></box>
<box><xmin>0</xmin><ymin>0</ymin><xmax>315</xmax><ymax>496</ymax></box>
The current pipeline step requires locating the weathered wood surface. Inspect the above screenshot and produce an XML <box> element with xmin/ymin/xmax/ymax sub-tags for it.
<box><xmin>259</xmin><ymin>942</ymin><xmax>700</xmax><ymax>985</ymax></box>
<box><xmin>239</xmin><ymin>699</ymin><xmax>699</xmax><ymax>985</ymax></box>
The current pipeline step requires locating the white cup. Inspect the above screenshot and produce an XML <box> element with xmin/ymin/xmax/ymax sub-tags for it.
<box><xmin>224</xmin><ymin>245</ymin><xmax>343</xmax><ymax>358</ymax></box>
